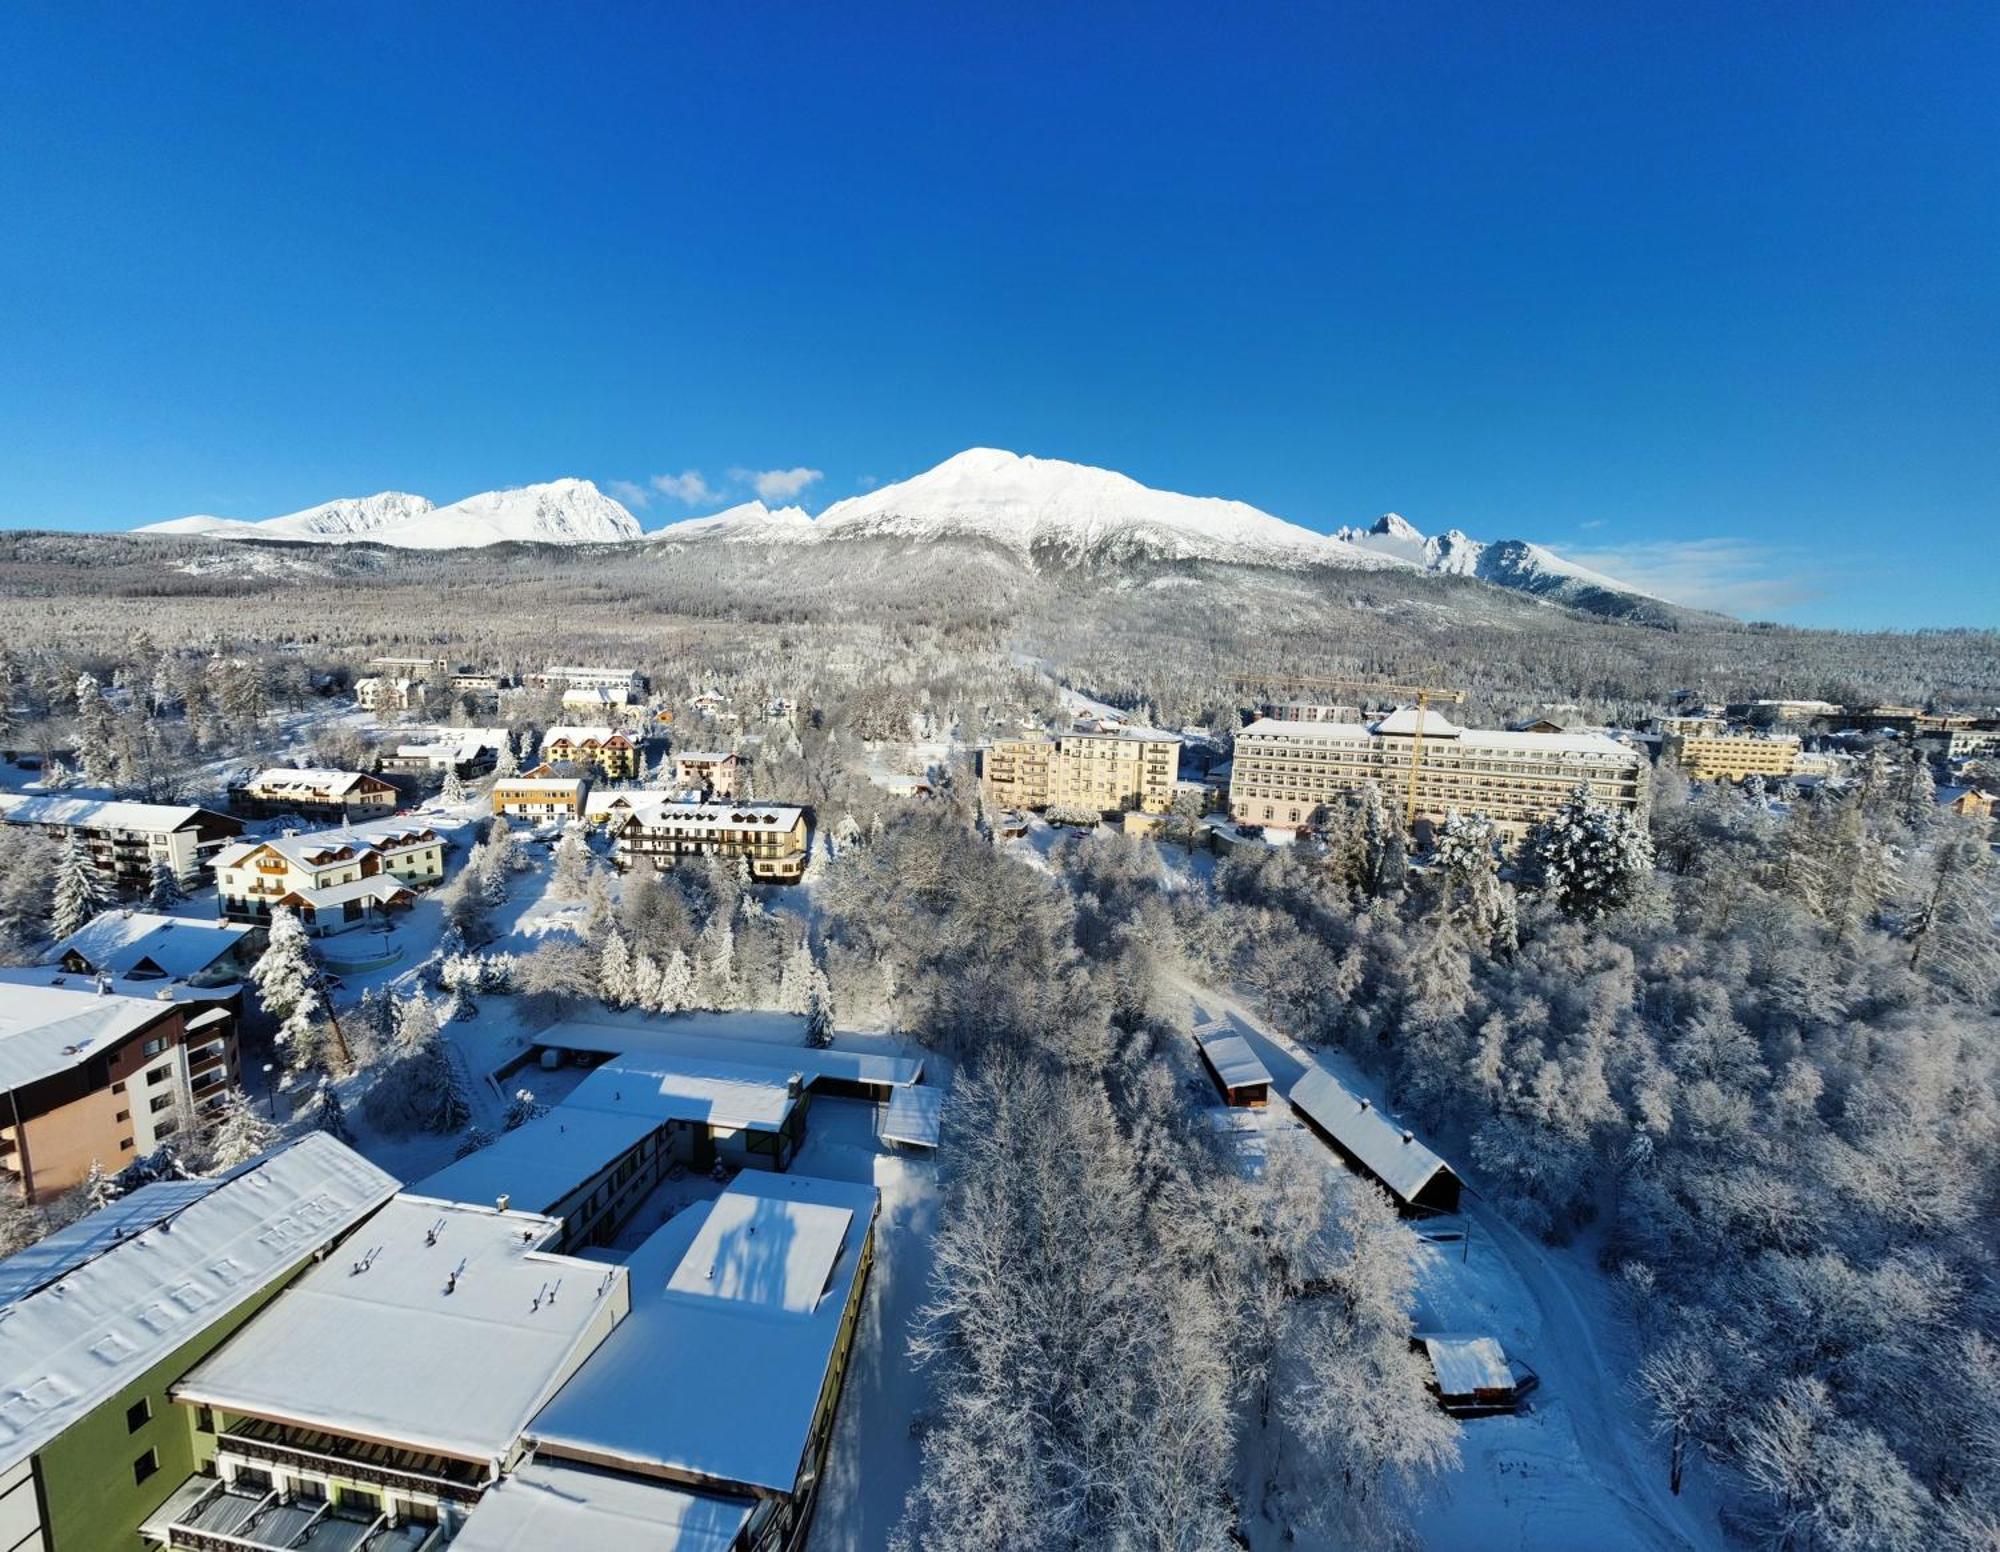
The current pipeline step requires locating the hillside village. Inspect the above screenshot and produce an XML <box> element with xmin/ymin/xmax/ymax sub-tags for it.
<box><xmin>0</xmin><ymin>619</ymin><xmax>1992</xmax><ymax>1552</ymax></box>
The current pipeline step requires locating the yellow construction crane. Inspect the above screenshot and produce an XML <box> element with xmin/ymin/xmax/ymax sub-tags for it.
<box><xmin>1228</xmin><ymin>673</ymin><xmax>1468</xmax><ymax>831</ymax></box>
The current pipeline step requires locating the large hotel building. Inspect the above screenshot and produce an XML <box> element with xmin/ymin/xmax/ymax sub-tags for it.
<box><xmin>980</xmin><ymin>727</ymin><xmax>1180</xmax><ymax>816</ymax></box>
<box><xmin>1228</xmin><ymin>707</ymin><xmax>1646</xmax><ymax>841</ymax></box>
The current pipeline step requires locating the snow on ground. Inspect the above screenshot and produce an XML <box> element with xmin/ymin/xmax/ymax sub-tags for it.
<box><xmin>1159</xmin><ymin>975</ymin><xmax>1727</xmax><ymax>1552</ymax></box>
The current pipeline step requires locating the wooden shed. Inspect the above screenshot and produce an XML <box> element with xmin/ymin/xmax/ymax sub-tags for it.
<box><xmin>1287</xmin><ymin>1064</ymin><xmax>1463</xmax><ymax>1215</ymax></box>
<box><xmin>1195</xmin><ymin>1029</ymin><xmax>1273</xmax><ymax>1107</ymax></box>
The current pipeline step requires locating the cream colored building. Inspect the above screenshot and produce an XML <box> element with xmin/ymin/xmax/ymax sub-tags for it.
<box><xmin>1661</xmin><ymin>728</ymin><xmax>1801</xmax><ymax>783</ymax></box>
<box><xmin>210</xmin><ymin>823</ymin><xmax>445</xmax><ymax>935</ymax></box>
<box><xmin>493</xmin><ymin>769</ymin><xmax>590</xmax><ymax>822</ymax></box>
<box><xmin>979</xmin><ymin>728</ymin><xmax>1179</xmax><ymax>816</ymax></box>
<box><xmin>614</xmin><ymin>800</ymin><xmax>811</xmax><ymax>883</ymax></box>
<box><xmin>1228</xmin><ymin>707</ymin><xmax>1645</xmax><ymax>842</ymax></box>
<box><xmin>354</xmin><ymin>675</ymin><xmax>426</xmax><ymax>713</ymax></box>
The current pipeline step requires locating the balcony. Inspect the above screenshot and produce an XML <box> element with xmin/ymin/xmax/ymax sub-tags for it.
<box><xmin>216</xmin><ymin>1418</ymin><xmax>488</xmax><ymax>1506</ymax></box>
<box><xmin>145</xmin><ymin>1476</ymin><xmax>455</xmax><ymax>1552</ymax></box>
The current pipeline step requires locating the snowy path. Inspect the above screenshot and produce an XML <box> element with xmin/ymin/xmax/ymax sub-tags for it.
<box><xmin>1161</xmin><ymin>974</ymin><xmax>1726</xmax><ymax>1552</ymax></box>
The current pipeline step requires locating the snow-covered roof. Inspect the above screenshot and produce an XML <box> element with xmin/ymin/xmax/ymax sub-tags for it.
<box><xmin>241</xmin><ymin>768</ymin><xmax>385</xmax><ymax>798</ymax></box>
<box><xmin>542</xmin><ymin>726</ymin><xmax>628</xmax><ymax>746</ymax></box>
<box><xmin>178</xmin><ymin>1195</ymin><xmax>628</xmax><ymax>1465</ymax></box>
<box><xmin>529</xmin><ymin>1015</ymin><xmax>923</xmax><ymax>1090</ymax></box>
<box><xmin>215</xmin><ymin>821</ymin><xmax>443</xmax><ymax>876</ymax></box>
<box><xmin>881</xmin><ymin>1085</ymin><xmax>944</xmax><ymax>1148</ymax></box>
<box><xmin>1287</xmin><ymin>1065</ymin><xmax>1458</xmax><ymax>1207</ymax></box>
<box><xmin>0</xmin><ymin>794</ymin><xmax>221</xmax><ymax>834</ymax></box>
<box><xmin>1063</xmin><ymin>724</ymin><xmax>1181</xmax><ymax>745</ymax></box>
<box><xmin>1195</xmin><ymin>1030</ymin><xmax>1272</xmax><ymax>1093</ymax></box>
<box><xmin>1422</xmin><ymin>1335</ymin><xmax>1514</xmax><ymax>1396</ymax></box>
<box><xmin>529</xmin><ymin>1172</ymin><xmax>879</xmax><ymax>1494</ymax></box>
<box><xmin>618</xmin><ymin>801</ymin><xmax>807</xmax><ymax>837</ymax></box>
<box><xmin>410</xmin><ymin>1109</ymin><xmax>661</xmax><ymax>1217</ymax></box>
<box><xmin>673</xmin><ymin>750</ymin><xmax>736</xmax><ymax>764</ymax></box>
<box><xmin>451</xmin><ymin>1459</ymin><xmax>752</xmax><ymax>1552</ymax></box>
<box><xmin>1370</xmin><ymin>705</ymin><xmax>1465</xmax><ymax>738</ymax></box>
<box><xmin>54</xmin><ymin>911</ymin><xmax>252</xmax><ymax>980</ymax></box>
<box><xmin>1236</xmin><ymin>714</ymin><xmax>1638</xmax><ymax>759</ymax></box>
<box><xmin>583</xmin><ymin>791</ymin><xmax>660</xmax><ymax>818</ymax></box>
<box><xmin>0</xmin><ymin>982</ymin><xmax>180</xmax><ymax>1093</ymax></box>
<box><xmin>561</xmin><ymin>1055</ymin><xmax>800</xmax><ymax>1133</ymax></box>
<box><xmin>0</xmin><ymin>1135</ymin><xmax>396</xmax><ymax>1476</ymax></box>
<box><xmin>285</xmin><ymin>873</ymin><xmax>413</xmax><ymax>911</ymax></box>
<box><xmin>495</xmin><ymin>776</ymin><xmax>588</xmax><ymax>796</ymax></box>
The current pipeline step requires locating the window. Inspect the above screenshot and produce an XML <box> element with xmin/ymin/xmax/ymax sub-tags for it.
<box><xmin>142</xmin><ymin>1037</ymin><xmax>167</xmax><ymax>1058</ymax></box>
<box><xmin>115</xmin><ymin>1109</ymin><xmax>130</xmax><ymax>1123</ymax></box>
<box><xmin>126</xmin><ymin>1397</ymin><xmax>151</xmax><ymax>1432</ymax></box>
<box><xmin>195</xmin><ymin>1405</ymin><xmax>214</xmax><ymax>1434</ymax></box>
<box><xmin>146</xmin><ymin>1066</ymin><xmax>172</xmax><ymax>1087</ymax></box>
<box><xmin>119</xmin><ymin>1138</ymin><xmax>136</xmax><ymax>1151</ymax></box>
<box><xmin>133</xmin><ymin>1448</ymin><xmax>159</xmax><ymax>1485</ymax></box>
<box><xmin>149</xmin><ymin>1094</ymin><xmax>174</xmax><ymax>1115</ymax></box>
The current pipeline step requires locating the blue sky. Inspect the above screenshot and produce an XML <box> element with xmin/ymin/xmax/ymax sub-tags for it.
<box><xmin>1</xmin><ymin>2</ymin><xmax>1993</xmax><ymax>628</ymax></box>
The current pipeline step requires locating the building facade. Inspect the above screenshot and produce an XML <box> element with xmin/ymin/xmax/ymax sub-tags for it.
<box><xmin>539</xmin><ymin>726</ymin><xmax>641</xmax><ymax>781</ymax></box>
<box><xmin>614</xmin><ymin>802</ymin><xmax>810</xmax><ymax>882</ymax></box>
<box><xmin>531</xmin><ymin>666</ymin><xmax>647</xmax><ymax>695</ymax></box>
<box><xmin>210</xmin><ymin>825</ymin><xmax>443</xmax><ymax>935</ymax></box>
<box><xmin>672</xmin><ymin>750</ymin><xmax>739</xmax><ymax>798</ymax></box>
<box><xmin>1660</xmin><ymin>728</ymin><xmax>1802</xmax><ymax>783</ymax></box>
<box><xmin>0</xmin><ymin>796</ymin><xmax>242</xmax><ymax>893</ymax></box>
<box><xmin>1228</xmin><ymin>708</ymin><xmax>1645</xmax><ymax>842</ymax></box>
<box><xmin>978</xmin><ymin>728</ymin><xmax>1178</xmax><ymax>816</ymax></box>
<box><xmin>354</xmin><ymin>675</ymin><xmax>426</xmax><ymax>714</ymax></box>
<box><xmin>493</xmin><ymin>771</ymin><xmax>588</xmax><ymax>822</ymax></box>
<box><xmin>230</xmin><ymin>768</ymin><xmax>399</xmax><ymax>822</ymax></box>
<box><xmin>0</xmin><ymin>987</ymin><xmax>240</xmax><ymax>1199</ymax></box>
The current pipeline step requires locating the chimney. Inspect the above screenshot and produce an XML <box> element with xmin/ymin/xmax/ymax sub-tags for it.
<box><xmin>1401</xmin><ymin>1129</ymin><xmax>1414</xmax><ymax>1144</ymax></box>
<box><xmin>1358</xmin><ymin>1097</ymin><xmax>1370</xmax><ymax>1111</ymax></box>
<box><xmin>787</xmin><ymin>1072</ymin><xmax>803</xmax><ymax>1099</ymax></box>
<box><xmin>496</xmin><ymin>1193</ymin><xmax>510</xmax><ymax>1213</ymax></box>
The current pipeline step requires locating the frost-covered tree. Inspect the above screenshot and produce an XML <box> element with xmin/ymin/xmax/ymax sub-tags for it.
<box><xmin>552</xmin><ymin>825</ymin><xmax>591</xmax><ymax>899</ymax></box>
<box><xmin>1523</xmin><ymin>783</ymin><xmax>1654</xmax><ymax>920</ymax></box>
<box><xmin>307</xmin><ymin>1079</ymin><xmax>352</xmax><ymax>1144</ymax></box>
<box><xmin>51</xmin><ymin>833</ymin><xmax>106</xmax><ymax>941</ymax></box>
<box><xmin>1431</xmin><ymin>808</ymin><xmax>1517</xmax><ymax>952</ymax></box>
<box><xmin>249</xmin><ymin>907</ymin><xmax>324</xmax><ymax>1084</ymax></box>
<box><xmin>693</xmin><ymin>912</ymin><xmax>736</xmax><ymax>1008</ymax></box>
<box><xmin>1904</xmin><ymin>823</ymin><xmax>2000</xmax><ymax>1000</ymax></box>
<box><xmin>804</xmin><ymin>967</ymin><xmax>836</xmax><ymax>1048</ymax></box>
<box><xmin>203</xmin><ymin>1088</ymin><xmax>277</xmax><ymax>1170</ymax></box>
<box><xmin>439</xmin><ymin>764</ymin><xmax>466</xmax><ymax>805</ymax></box>
<box><xmin>453</xmin><ymin>1124</ymin><xmax>494</xmax><ymax>1160</ymax></box>
<box><xmin>80</xmin><ymin>1158</ymin><xmax>119</xmax><ymax>1213</ymax></box>
<box><xmin>393</xmin><ymin>990</ymin><xmax>441</xmax><ymax>1052</ymax></box>
<box><xmin>145</xmin><ymin>854</ymin><xmax>185</xmax><ymax>910</ymax></box>
<box><xmin>502</xmin><ymin>1088</ymin><xmax>547</xmax><ymax>1131</ymax></box>
<box><xmin>655</xmin><ymin>947</ymin><xmax>694</xmax><ymax>1013</ymax></box>
<box><xmin>598</xmin><ymin>928</ymin><xmax>636</xmax><ymax>1007</ymax></box>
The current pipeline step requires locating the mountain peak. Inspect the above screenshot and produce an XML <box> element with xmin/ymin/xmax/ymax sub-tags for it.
<box><xmin>1372</xmin><ymin>512</ymin><xmax>1425</xmax><ymax>541</ymax></box>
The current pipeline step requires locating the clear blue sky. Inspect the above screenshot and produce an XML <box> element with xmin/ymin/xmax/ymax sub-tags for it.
<box><xmin>1</xmin><ymin>2</ymin><xmax>1993</xmax><ymax>628</ymax></box>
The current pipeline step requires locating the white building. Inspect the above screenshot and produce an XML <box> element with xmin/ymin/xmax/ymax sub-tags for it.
<box><xmin>209</xmin><ymin>822</ymin><xmax>446</xmax><ymax>934</ymax></box>
<box><xmin>0</xmin><ymin>794</ymin><xmax>242</xmax><ymax>893</ymax></box>
<box><xmin>531</xmin><ymin>666</ymin><xmax>646</xmax><ymax>695</ymax></box>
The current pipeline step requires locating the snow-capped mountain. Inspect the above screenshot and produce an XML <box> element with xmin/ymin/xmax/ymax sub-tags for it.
<box><xmin>799</xmin><ymin>448</ymin><xmax>1401</xmax><ymax>570</ymax></box>
<box><xmin>645</xmin><ymin>500</ymin><xmax>814</xmax><ymax>543</ymax></box>
<box><xmin>138</xmin><ymin>491</ymin><xmax>437</xmax><ymax>541</ymax></box>
<box><xmin>1334</xmin><ymin>512</ymin><xmax>1658</xmax><ymax>604</ymax></box>
<box><xmin>136</xmin><ymin>481</ymin><xmax>638</xmax><ymax>549</ymax></box>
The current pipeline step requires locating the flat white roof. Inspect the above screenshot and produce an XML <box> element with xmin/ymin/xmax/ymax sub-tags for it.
<box><xmin>0</xmin><ymin>794</ymin><xmax>222</xmax><ymax>834</ymax></box>
<box><xmin>530</xmin><ymin>1172</ymin><xmax>878</xmax><ymax>1495</ymax></box>
<box><xmin>410</xmin><ymin>1108</ymin><xmax>661</xmax><ymax>1216</ymax></box>
<box><xmin>530</xmin><ymin>1014</ymin><xmax>923</xmax><ymax>1089</ymax></box>
<box><xmin>563</xmin><ymin>1055</ymin><xmax>799</xmax><ymax>1133</ymax></box>
<box><xmin>1196</xmin><ymin>1030</ymin><xmax>1272</xmax><ymax>1092</ymax></box>
<box><xmin>0</xmin><ymin>1135</ymin><xmax>396</xmax><ymax>1477</ymax></box>
<box><xmin>1236</xmin><ymin>715</ymin><xmax>1637</xmax><ymax>758</ymax></box>
<box><xmin>1288</xmin><ymin>1064</ymin><xmax>1457</xmax><ymax>1206</ymax></box>
<box><xmin>451</xmin><ymin>1459</ymin><xmax>752</xmax><ymax>1552</ymax></box>
<box><xmin>881</xmin><ymin>1085</ymin><xmax>944</xmax><ymax>1149</ymax></box>
<box><xmin>54</xmin><ymin>911</ymin><xmax>251</xmax><ymax>979</ymax></box>
<box><xmin>0</xmin><ymin>982</ymin><xmax>178</xmax><ymax>1093</ymax></box>
<box><xmin>178</xmin><ymin>1195</ymin><xmax>628</xmax><ymax>1464</ymax></box>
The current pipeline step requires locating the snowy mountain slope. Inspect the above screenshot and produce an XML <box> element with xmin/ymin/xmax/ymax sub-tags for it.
<box><xmin>138</xmin><ymin>492</ymin><xmax>436</xmax><ymax>541</ymax></box>
<box><xmin>136</xmin><ymin>481</ymin><xmax>638</xmax><ymax>549</ymax></box>
<box><xmin>1334</xmin><ymin>512</ymin><xmax>1660</xmax><ymax>604</ymax></box>
<box><xmin>805</xmin><ymin>449</ymin><xmax>1408</xmax><ymax>571</ymax></box>
<box><xmin>644</xmin><ymin>500</ymin><xmax>814</xmax><ymax>543</ymax></box>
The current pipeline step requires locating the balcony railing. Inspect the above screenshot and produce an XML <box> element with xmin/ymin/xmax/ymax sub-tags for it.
<box><xmin>216</xmin><ymin>1420</ymin><xmax>487</xmax><ymax>1506</ymax></box>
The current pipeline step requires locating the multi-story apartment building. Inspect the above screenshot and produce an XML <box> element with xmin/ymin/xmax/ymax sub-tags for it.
<box><xmin>614</xmin><ymin>801</ymin><xmax>811</xmax><ymax>882</ymax></box>
<box><xmin>230</xmin><ymin>767</ymin><xmax>400</xmax><ymax>822</ymax></box>
<box><xmin>539</xmin><ymin>725</ymin><xmax>641</xmax><ymax>780</ymax></box>
<box><xmin>493</xmin><ymin>769</ymin><xmax>589</xmax><ymax>823</ymax></box>
<box><xmin>0</xmin><ymin>984</ymin><xmax>241</xmax><ymax>1198</ymax></box>
<box><xmin>370</xmin><ymin>654</ymin><xmax>450</xmax><ymax>675</ymax></box>
<box><xmin>378</xmin><ymin>727</ymin><xmax>509</xmax><ymax>780</ymax></box>
<box><xmin>531</xmin><ymin>665</ymin><xmax>647</xmax><ymax>695</ymax></box>
<box><xmin>979</xmin><ymin>727</ymin><xmax>1179</xmax><ymax>816</ymax></box>
<box><xmin>354</xmin><ymin>675</ymin><xmax>426</xmax><ymax>713</ymax></box>
<box><xmin>1919</xmin><ymin>724</ymin><xmax>2000</xmax><ymax>761</ymax></box>
<box><xmin>1661</xmin><ymin>728</ymin><xmax>1802</xmax><ymax>783</ymax></box>
<box><xmin>673</xmin><ymin>749</ymin><xmax>739</xmax><ymax>797</ymax></box>
<box><xmin>0</xmin><ymin>1135</ymin><xmax>397</xmax><ymax>1552</ymax></box>
<box><xmin>210</xmin><ymin>823</ymin><xmax>444</xmax><ymax>935</ymax></box>
<box><xmin>1228</xmin><ymin>707</ymin><xmax>1646</xmax><ymax>842</ymax></box>
<box><xmin>0</xmin><ymin>795</ymin><xmax>242</xmax><ymax>894</ymax></box>
<box><xmin>1262</xmin><ymin>701</ymin><xmax>1363</xmax><ymax>724</ymax></box>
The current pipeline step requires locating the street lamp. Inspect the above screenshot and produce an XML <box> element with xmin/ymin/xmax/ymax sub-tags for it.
<box><xmin>262</xmin><ymin>1062</ymin><xmax>277</xmax><ymax>1120</ymax></box>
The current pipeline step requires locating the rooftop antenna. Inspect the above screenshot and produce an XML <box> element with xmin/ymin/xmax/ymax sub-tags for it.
<box><xmin>445</xmin><ymin>1256</ymin><xmax>467</xmax><ymax>1295</ymax></box>
<box><xmin>425</xmin><ymin>1218</ymin><xmax>445</xmax><ymax>1246</ymax></box>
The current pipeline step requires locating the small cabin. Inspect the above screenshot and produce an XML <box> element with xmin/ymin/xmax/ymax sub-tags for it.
<box><xmin>1195</xmin><ymin>1029</ymin><xmax>1272</xmax><ymax>1108</ymax></box>
<box><xmin>1415</xmin><ymin>1334</ymin><xmax>1539</xmax><ymax>1417</ymax></box>
<box><xmin>1287</xmin><ymin>1064</ymin><xmax>1463</xmax><ymax>1215</ymax></box>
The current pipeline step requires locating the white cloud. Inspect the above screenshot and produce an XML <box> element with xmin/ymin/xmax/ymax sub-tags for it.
<box><xmin>651</xmin><ymin>470</ymin><xmax>719</xmax><ymax>506</ymax></box>
<box><xmin>1559</xmin><ymin>537</ymin><xmax>1821</xmax><ymax>617</ymax></box>
<box><xmin>730</xmin><ymin>466</ymin><xmax>823</xmax><ymax>502</ymax></box>
<box><xmin>856</xmin><ymin>474</ymin><xmax>880</xmax><ymax>491</ymax></box>
<box><xmin>606</xmin><ymin>479</ymin><xmax>651</xmax><ymax>510</ymax></box>
<box><xmin>1577</xmin><ymin>518</ymin><xmax>1605</xmax><ymax>531</ymax></box>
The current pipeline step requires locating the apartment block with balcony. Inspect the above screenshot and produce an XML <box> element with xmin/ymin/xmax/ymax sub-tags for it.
<box><xmin>537</xmin><ymin>726</ymin><xmax>641</xmax><ymax>781</ymax></box>
<box><xmin>230</xmin><ymin>769</ymin><xmax>399</xmax><ymax>823</ymax></box>
<box><xmin>1661</xmin><ymin>728</ymin><xmax>1802</xmax><ymax>783</ymax></box>
<box><xmin>0</xmin><ymin>796</ymin><xmax>242</xmax><ymax>894</ymax></box>
<box><xmin>529</xmin><ymin>666</ymin><xmax>647</xmax><ymax>695</ymax></box>
<box><xmin>978</xmin><ymin>727</ymin><xmax>1179</xmax><ymax>817</ymax></box>
<box><xmin>492</xmin><ymin>769</ymin><xmax>589</xmax><ymax>823</ymax></box>
<box><xmin>209</xmin><ymin>824</ymin><xmax>444</xmax><ymax>936</ymax></box>
<box><xmin>1228</xmin><ymin>707</ymin><xmax>1645</xmax><ymax>843</ymax></box>
<box><xmin>613</xmin><ymin>801</ymin><xmax>810</xmax><ymax>883</ymax></box>
<box><xmin>672</xmin><ymin>749</ymin><xmax>739</xmax><ymax>798</ymax></box>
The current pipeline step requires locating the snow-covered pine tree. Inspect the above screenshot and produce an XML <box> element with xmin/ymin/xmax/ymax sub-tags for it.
<box><xmin>598</xmin><ymin>928</ymin><xmax>636</xmax><ymax>1008</ymax></box>
<box><xmin>493</xmin><ymin>732</ymin><xmax>519</xmax><ymax>779</ymax></box>
<box><xmin>394</xmin><ymin>990</ymin><xmax>442</xmax><ymax>1052</ymax></box>
<box><xmin>453</xmin><ymin>1124</ymin><xmax>493</xmax><ymax>1160</ymax></box>
<box><xmin>81</xmin><ymin>1158</ymin><xmax>118</xmax><ymax>1213</ymax></box>
<box><xmin>656</xmin><ymin>947</ymin><xmax>694</xmax><ymax>1013</ymax></box>
<box><xmin>1523</xmin><ymin>782</ymin><xmax>1655</xmax><ymax>921</ymax></box>
<box><xmin>439</xmin><ymin>764</ymin><xmax>466</xmax><ymax>805</ymax></box>
<box><xmin>693</xmin><ymin>912</ymin><xmax>737</xmax><ymax>1008</ymax></box>
<box><xmin>777</xmin><ymin>937</ymin><xmax>817</xmax><ymax>1015</ymax></box>
<box><xmin>146</xmin><ymin>854</ymin><xmax>185</xmax><ymax>910</ymax></box>
<box><xmin>632</xmin><ymin>952</ymin><xmax>664</xmax><ymax>1011</ymax></box>
<box><xmin>502</xmin><ymin>1088</ymin><xmax>547</xmax><ymax>1131</ymax></box>
<box><xmin>308</xmin><ymin>1079</ymin><xmax>353</xmax><ymax>1144</ymax></box>
<box><xmin>51</xmin><ymin>832</ymin><xmax>106</xmax><ymax>940</ymax></box>
<box><xmin>203</xmin><ymin>1088</ymin><xmax>277</xmax><ymax>1169</ymax></box>
<box><xmin>552</xmin><ymin>825</ymin><xmax>591</xmax><ymax>899</ymax></box>
<box><xmin>418</xmin><ymin>1030</ymin><xmax>471</xmax><ymax>1133</ymax></box>
<box><xmin>804</xmin><ymin>965</ymin><xmax>835</xmax><ymax>1048</ymax></box>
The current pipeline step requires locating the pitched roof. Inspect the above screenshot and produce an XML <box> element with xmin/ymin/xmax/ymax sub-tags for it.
<box><xmin>54</xmin><ymin>911</ymin><xmax>252</xmax><ymax>980</ymax></box>
<box><xmin>242</xmin><ymin>768</ymin><xmax>387</xmax><ymax>798</ymax></box>
<box><xmin>542</xmin><ymin>727</ymin><xmax>626</xmax><ymax>747</ymax></box>
<box><xmin>529</xmin><ymin>1173</ymin><xmax>878</xmax><ymax>1494</ymax></box>
<box><xmin>1237</xmin><ymin>713</ymin><xmax>1637</xmax><ymax>759</ymax></box>
<box><xmin>1422</xmin><ymin>1335</ymin><xmax>1514</xmax><ymax>1396</ymax></box>
<box><xmin>1195</xmin><ymin>1030</ymin><xmax>1272</xmax><ymax>1093</ymax></box>
<box><xmin>0</xmin><ymin>982</ymin><xmax>180</xmax><ymax>1093</ymax></box>
<box><xmin>0</xmin><ymin>794</ymin><xmax>221</xmax><ymax>834</ymax></box>
<box><xmin>619</xmin><ymin>801</ymin><xmax>806</xmax><ymax>836</ymax></box>
<box><xmin>0</xmin><ymin>1136</ymin><xmax>396</xmax><ymax>1476</ymax></box>
<box><xmin>1287</xmin><ymin>1064</ymin><xmax>1458</xmax><ymax>1206</ymax></box>
<box><xmin>178</xmin><ymin>1195</ymin><xmax>627</xmax><ymax>1463</ymax></box>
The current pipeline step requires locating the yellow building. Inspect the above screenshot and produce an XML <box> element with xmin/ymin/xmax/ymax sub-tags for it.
<box><xmin>1228</xmin><ymin>707</ymin><xmax>1645</xmax><ymax>842</ymax></box>
<box><xmin>539</xmin><ymin>726</ymin><xmax>641</xmax><ymax>781</ymax></box>
<box><xmin>493</xmin><ymin>769</ymin><xmax>589</xmax><ymax>822</ymax></box>
<box><xmin>979</xmin><ymin>728</ymin><xmax>1179</xmax><ymax>816</ymax></box>
<box><xmin>1661</xmin><ymin>728</ymin><xmax>1801</xmax><ymax>783</ymax></box>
